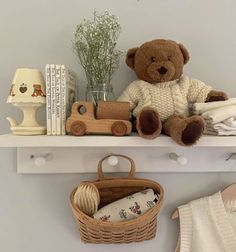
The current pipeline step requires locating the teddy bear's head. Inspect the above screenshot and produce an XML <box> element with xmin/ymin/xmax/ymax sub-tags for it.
<box><xmin>126</xmin><ymin>39</ymin><xmax>190</xmax><ymax>84</ymax></box>
<box><xmin>33</xmin><ymin>84</ymin><xmax>42</xmax><ymax>90</ymax></box>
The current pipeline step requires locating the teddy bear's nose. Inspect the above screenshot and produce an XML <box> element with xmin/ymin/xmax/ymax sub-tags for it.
<box><xmin>158</xmin><ymin>66</ymin><xmax>168</xmax><ymax>75</ymax></box>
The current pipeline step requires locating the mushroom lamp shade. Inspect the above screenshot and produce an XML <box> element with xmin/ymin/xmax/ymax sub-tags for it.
<box><xmin>7</xmin><ymin>68</ymin><xmax>47</xmax><ymax>135</ymax></box>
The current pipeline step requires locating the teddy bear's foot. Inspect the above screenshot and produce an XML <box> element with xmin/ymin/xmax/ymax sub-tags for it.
<box><xmin>163</xmin><ymin>115</ymin><xmax>205</xmax><ymax>146</ymax></box>
<box><xmin>136</xmin><ymin>107</ymin><xmax>162</xmax><ymax>139</ymax></box>
<box><xmin>181</xmin><ymin>117</ymin><xmax>205</xmax><ymax>145</ymax></box>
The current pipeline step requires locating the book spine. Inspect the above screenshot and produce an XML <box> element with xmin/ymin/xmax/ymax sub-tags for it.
<box><xmin>65</xmin><ymin>70</ymin><xmax>77</xmax><ymax>123</ymax></box>
<box><xmin>45</xmin><ymin>64</ymin><xmax>52</xmax><ymax>135</ymax></box>
<box><xmin>50</xmin><ymin>64</ymin><xmax>56</xmax><ymax>136</ymax></box>
<box><xmin>55</xmin><ymin>65</ymin><xmax>61</xmax><ymax>135</ymax></box>
<box><xmin>61</xmin><ymin>65</ymin><xmax>66</xmax><ymax>135</ymax></box>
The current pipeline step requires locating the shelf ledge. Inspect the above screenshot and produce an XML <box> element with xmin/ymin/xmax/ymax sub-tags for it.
<box><xmin>0</xmin><ymin>134</ymin><xmax>236</xmax><ymax>147</ymax></box>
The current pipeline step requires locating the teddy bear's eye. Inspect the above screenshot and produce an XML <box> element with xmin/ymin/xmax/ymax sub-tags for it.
<box><xmin>168</xmin><ymin>56</ymin><xmax>171</xmax><ymax>61</ymax></box>
<box><xmin>151</xmin><ymin>57</ymin><xmax>156</xmax><ymax>62</ymax></box>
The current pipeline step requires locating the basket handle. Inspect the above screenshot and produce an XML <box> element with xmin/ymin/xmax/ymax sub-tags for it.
<box><xmin>97</xmin><ymin>154</ymin><xmax>136</xmax><ymax>180</ymax></box>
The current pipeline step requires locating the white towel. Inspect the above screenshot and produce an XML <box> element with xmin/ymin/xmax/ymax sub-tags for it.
<box><xmin>202</xmin><ymin>105</ymin><xmax>236</xmax><ymax>124</ymax></box>
<box><xmin>192</xmin><ymin>98</ymin><xmax>236</xmax><ymax>115</ymax></box>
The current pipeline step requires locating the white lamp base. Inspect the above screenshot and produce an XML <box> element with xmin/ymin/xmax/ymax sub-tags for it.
<box><xmin>10</xmin><ymin>125</ymin><xmax>46</xmax><ymax>135</ymax></box>
<box><xmin>7</xmin><ymin>102</ymin><xmax>46</xmax><ymax>136</ymax></box>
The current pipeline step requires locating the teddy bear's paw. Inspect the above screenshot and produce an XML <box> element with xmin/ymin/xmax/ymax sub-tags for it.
<box><xmin>136</xmin><ymin>108</ymin><xmax>162</xmax><ymax>139</ymax></box>
<box><xmin>181</xmin><ymin>116</ymin><xmax>205</xmax><ymax>146</ymax></box>
<box><xmin>205</xmin><ymin>90</ymin><xmax>228</xmax><ymax>102</ymax></box>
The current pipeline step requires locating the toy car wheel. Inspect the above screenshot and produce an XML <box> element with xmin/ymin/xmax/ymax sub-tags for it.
<box><xmin>70</xmin><ymin>121</ymin><xmax>86</xmax><ymax>136</ymax></box>
<box><xmin>111</xmin><ymin>121</ymin><xmax>127</xmax><ymax>136</ymax></box>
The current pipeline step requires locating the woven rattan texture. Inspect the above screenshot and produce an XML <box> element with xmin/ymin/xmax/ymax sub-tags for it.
<box><xmin>70</xmin><ymin>154</ymin><xmax>164</xmax><ymax>244</ymax></box>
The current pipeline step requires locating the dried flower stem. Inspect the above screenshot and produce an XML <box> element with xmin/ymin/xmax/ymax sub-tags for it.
<box><xmin>73</xmin><ymin>11</ymin><xmax>123</xmax><ymax>88</ymax></box>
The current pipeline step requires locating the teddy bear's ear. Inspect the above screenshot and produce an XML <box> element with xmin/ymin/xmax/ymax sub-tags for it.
<box><xmin>178</xmin><ymin>43</ymin><xmax>190</xmax><ymax>64</ymax></box>
<box><xmin>126</xmin><ymin>47</ymin><xmax>139</xmax><ymax>69</ymax></box>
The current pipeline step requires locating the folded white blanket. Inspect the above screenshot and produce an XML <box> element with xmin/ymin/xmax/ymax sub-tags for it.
<box><xmin>205</xmin><ymin>120</ymin><xmax>236</xmax><ymax>135</ymax></box>
<box><xmin>193</xmin><ymin>98</ymin><xmax>236</xmax><ymax>135</ymax></box>
<box><xmin>192</xmin><ymin>98</ymin><xmax>236</xmax><ymax>115</ymax></box>
<box><xmin>205</xmin><ymin>128</ymin><xmax>236</xmax><ymax>136</ymax></box>
<box><xmin>224</xmin><ymin>118</ymin><xmax>236</xmax><ymax>127</ymax></box>
<box><xmin>202</xmin><ymin>105</ymin><xmax>236</xmax><ymax>124</ymax></box>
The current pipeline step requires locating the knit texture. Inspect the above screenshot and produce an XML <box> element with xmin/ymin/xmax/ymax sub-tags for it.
<box><xmin>175</xmin><ymin>192</ymin><xmax>236</xmax><ymax>252</ymax></box>
<box><xmin>192</xmin><ymin>98</ymin><xmax>236</xmax><ymax>115</ymax></box>
<box><xmin>118</xmin><ymin>76</ymin><xmax>212</xmax><ymax>121</ymax></box>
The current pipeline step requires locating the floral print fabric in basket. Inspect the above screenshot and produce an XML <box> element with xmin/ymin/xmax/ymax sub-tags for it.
<box><xmin>93</xmin><ymin>189</ymin><xmax>159</xmax><ymax>222</ymax></box>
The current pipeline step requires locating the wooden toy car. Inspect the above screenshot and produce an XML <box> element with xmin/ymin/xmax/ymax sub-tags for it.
<box><xmin>66</xmin><ymin>101</ymin><xmax>132</xmax><ymax>136</ymax></box>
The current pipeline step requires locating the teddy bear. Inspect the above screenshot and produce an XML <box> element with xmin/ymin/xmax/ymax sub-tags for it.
<box><xmin>118</xmin><ymin>39</ymin><xmax>228</xmax><ymax>146</ymax></box>
<box><xmin>31</xmin><ymin>84</ymin><xmax>46</xmax><ymax>97</ymax></box>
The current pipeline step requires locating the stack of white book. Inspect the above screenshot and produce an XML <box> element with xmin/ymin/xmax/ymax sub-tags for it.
<box><xmin>45</xmin><ymin>64</ymin><xmax>78</xmax><ymax>135</ymax></box>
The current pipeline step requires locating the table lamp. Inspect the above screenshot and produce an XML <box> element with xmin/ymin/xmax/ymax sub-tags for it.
<box><xmin>7</xmin><ymin>68</ymin><xmax>47</xmax><ymax>135</ymax></box>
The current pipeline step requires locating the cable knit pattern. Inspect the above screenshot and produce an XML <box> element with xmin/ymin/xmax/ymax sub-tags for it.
<box><xmin>118</xmin><ymin>76</ymin><xmax>212</xmax><ymax>121</ymax></box>
<box><xmin>175</xmin><ymin>192</ymin><xmax>236</xmax><ymax>252</ymax></box>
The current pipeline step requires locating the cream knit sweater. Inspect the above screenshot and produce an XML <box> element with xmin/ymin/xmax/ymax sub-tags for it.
<box><xmin>175</xmin><ymin>192</ymin><xmax>236</xmax><ymax>252</ymax></box>
<box><xmin>118</xmin><ymin>76</ymin><xmax>212</xmax><ymax>121</ymax></box>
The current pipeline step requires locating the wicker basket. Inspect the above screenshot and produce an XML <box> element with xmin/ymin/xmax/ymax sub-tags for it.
<box><xmin>70</xmin><ymin>154</ymin><xmax>164</xmax><ymax>244</ymax></box>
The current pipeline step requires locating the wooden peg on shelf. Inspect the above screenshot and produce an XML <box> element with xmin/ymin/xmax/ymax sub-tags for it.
<box><xmin>30</xmin><ymin>153</ymin><xmax>53</xmax><ymax>167</ymax></box>
<box><xmin>169</xmin><ymin>153</ymin><xmax>188</xmax><ymax>165</ymax></box>
<box><xmin>107</xmin><ymin>155</ymin><xmax>119</xmax><ymax>166</ymax></box>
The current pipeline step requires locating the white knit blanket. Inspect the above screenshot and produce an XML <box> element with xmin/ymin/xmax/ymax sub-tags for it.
<box><xmin>192</xmin><ymin>98</ymin><xmax>236</xmax><ymax>115</ymax></box>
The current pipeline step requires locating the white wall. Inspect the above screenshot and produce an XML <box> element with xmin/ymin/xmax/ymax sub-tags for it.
<box><xmin>0</xmin><ymin>1</ymin><xmax>236</xmax><ymax>251</ymax></box>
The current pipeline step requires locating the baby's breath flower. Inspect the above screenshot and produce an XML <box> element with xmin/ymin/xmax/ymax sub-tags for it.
<box><xmin>72</xmin><ymin>11</ymin><xmax>123</xmax><ymax>88</ymax></box>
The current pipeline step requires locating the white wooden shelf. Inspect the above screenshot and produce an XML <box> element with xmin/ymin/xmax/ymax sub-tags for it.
<box><xmin>0</xmin><ymin>134</ymin><xmax>236</xmax><ymax>147</ymax></box>
<box><xmin>1</xmin><ymin>134</ymin><xmax>236</xmax><ymax>174</ymax></box>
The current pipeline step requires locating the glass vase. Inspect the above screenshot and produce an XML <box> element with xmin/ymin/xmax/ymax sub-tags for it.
<box><xmin>86</xmin><ymin>84</ymin><xmax>115</xmax><ymax>105</ymax></box>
